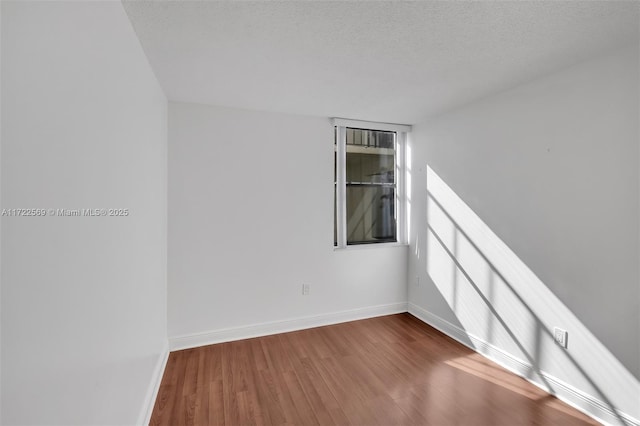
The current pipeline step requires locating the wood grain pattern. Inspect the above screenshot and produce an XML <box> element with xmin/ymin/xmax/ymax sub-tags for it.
<box><xmin>150</xmin><ymin>314</ymin><xmax>599</xmax><ymax>425</ymax></box>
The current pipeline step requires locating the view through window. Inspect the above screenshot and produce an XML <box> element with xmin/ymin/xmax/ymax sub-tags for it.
<box><xmin>335</xmin><ymin>127</ymin><xmax>397</xmax><ymax>245</ymax></box>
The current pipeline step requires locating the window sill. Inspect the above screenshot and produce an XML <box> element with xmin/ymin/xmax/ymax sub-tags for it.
<box><xmin>333</xmin><ymin>242</ymin><xmax>409</xmax><ymax>251</ymax></box>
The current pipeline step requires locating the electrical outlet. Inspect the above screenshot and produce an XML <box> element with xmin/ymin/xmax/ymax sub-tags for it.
<box><xmin>302</xmin><ymin>284</ymin><xmax>310</xmax><ymax>295</ymax></box>
<box><xmin>414</xmin><ymin>275</ymin><xmax>420</xmax><ymax>287</ymax></box>
<box><xmin>553</xmin><ymin>327</ymin><xmax>568</xmax><ymax>349</ymax></box>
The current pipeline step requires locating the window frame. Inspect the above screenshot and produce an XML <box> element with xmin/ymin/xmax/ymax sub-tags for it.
<box><xmin>333</xmin><ymin>118</ymin><xmax>411</xmax><ymax>248</ymax></box>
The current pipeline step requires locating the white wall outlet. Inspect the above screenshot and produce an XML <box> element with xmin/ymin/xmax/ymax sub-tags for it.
<box><xmin>414</xmin><ymin>275</ymin><xmax>420</xmax><ymax>286</ymax></box>
<box><xmin>554</xmin><ymin>327</ymin><xmax>568</xmax><ymax>349</ymax></box>
<box><xmin>302</xmin><ymin>283</ymin><xmax>310</xmax><ymax>295</ymax></box>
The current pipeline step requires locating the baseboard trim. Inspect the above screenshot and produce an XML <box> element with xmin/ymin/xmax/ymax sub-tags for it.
<box><xmin>408</xmin><ymin>303</ymin><xmax>639</xmax><ymax>426</ymax></box>
<box><xmin>138</xmin><ymin>341</ymin><xmax>170</xmax><ymax>426</ymax></box>
<box><xmin>169</xmin><ymin>302</ymin><xmax>408</xmax><ymax>351</ymax></box>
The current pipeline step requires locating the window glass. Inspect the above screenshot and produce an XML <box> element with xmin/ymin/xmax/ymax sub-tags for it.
<box><xmin>335</xmin><ymin>128</ymin><xmax>397</xmax><ymax>245</ymax></box>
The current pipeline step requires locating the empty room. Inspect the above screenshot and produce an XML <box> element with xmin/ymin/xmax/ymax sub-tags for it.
<box><xmin>1</xmin><ymin>1</ymin><xmax>639</xmax><ymax>425</ymax></box>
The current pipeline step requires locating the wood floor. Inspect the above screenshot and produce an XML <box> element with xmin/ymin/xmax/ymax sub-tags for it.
<box><xmin>150</xmin><ymin>313</ymin><xmax>599</xmax><ymax>425</ymax></box>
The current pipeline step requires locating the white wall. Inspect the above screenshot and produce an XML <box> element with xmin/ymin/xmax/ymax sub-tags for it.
<box><xmin>168</xmin><ymin>102</ymin><xmax>407</xmax><ymax>344</ymax></box>
<box><xmin>1</xmin><ymin>2</ymin><xmax>167</xmax><ymax>425</ymax></box>
<box><xmin>408</xmin><ymin>46</ymin><xmax>639</xmax><ymax>423</ymax></box>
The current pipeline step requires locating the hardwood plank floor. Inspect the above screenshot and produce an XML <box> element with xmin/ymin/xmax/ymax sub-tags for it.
<box><xmin>150</xmin><ymin>314</ymin><xmax>599</xmax><ymax>425</ymax></box>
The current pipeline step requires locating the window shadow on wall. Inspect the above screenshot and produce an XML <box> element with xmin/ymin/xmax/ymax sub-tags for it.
<box><xmin>423</xmin><ymin>165</ymin><xmax>637</xmax><ymax>425</ymax></box>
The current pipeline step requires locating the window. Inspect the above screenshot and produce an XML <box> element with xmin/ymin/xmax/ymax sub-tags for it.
<box><xmin>333</xmin><ymin>119</ymin><xmax>410</xmax><ymax>247</ymax></box>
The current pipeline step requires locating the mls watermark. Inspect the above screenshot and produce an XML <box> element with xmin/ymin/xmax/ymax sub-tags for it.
<box><xmin>1</xmin><ymin>208</ymin><xmax>130</xmax><ymax>217</ymax></box>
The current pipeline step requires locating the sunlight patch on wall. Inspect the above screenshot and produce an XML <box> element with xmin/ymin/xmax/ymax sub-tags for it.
<box><xmin>424</xmin><ymin>165</ymin><xmax>638</xmax><ymax>421</ymax></box>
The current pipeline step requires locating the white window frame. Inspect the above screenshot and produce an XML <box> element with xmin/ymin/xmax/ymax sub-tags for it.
<box><xmin>333</xmin><ymin>118</ymin><xmax>411</xmax><ymax>248</ymax></box>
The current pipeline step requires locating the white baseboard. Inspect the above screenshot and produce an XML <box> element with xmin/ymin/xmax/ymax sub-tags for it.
<box><xmin>169</xmin><ymin>302</ymin><xmax>408</xmax><ymax>351</ymax></box>
<box><xmin>138</xmin><ymin>340</ymin><xmax>170</xmax><ymax>426</ymax></box>
<box><xmin>408</xmin><ymin>303</ymin><xmax>639</xmax><ymax>426</ymax></box>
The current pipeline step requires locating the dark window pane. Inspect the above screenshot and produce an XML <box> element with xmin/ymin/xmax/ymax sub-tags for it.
<box><xmin>336</xmin><ymin>127</ymin><xmax>397</xmax><ymax>246</ymax></box>
<box><xmin>345</xmin><ymin>128</ymin><xmax>396</xmax><ymax>245</ymax></box>
<box><xmin>346</xmin><ymin>186</ymin><xmax>396</xmax><ymax>244</ymax></box>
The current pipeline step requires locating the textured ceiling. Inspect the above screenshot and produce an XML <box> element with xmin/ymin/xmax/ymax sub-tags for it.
<box><xmin>123</xmin><ymin>1</ymin><xmax>639</xmax><ymax>124</ymax></box>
